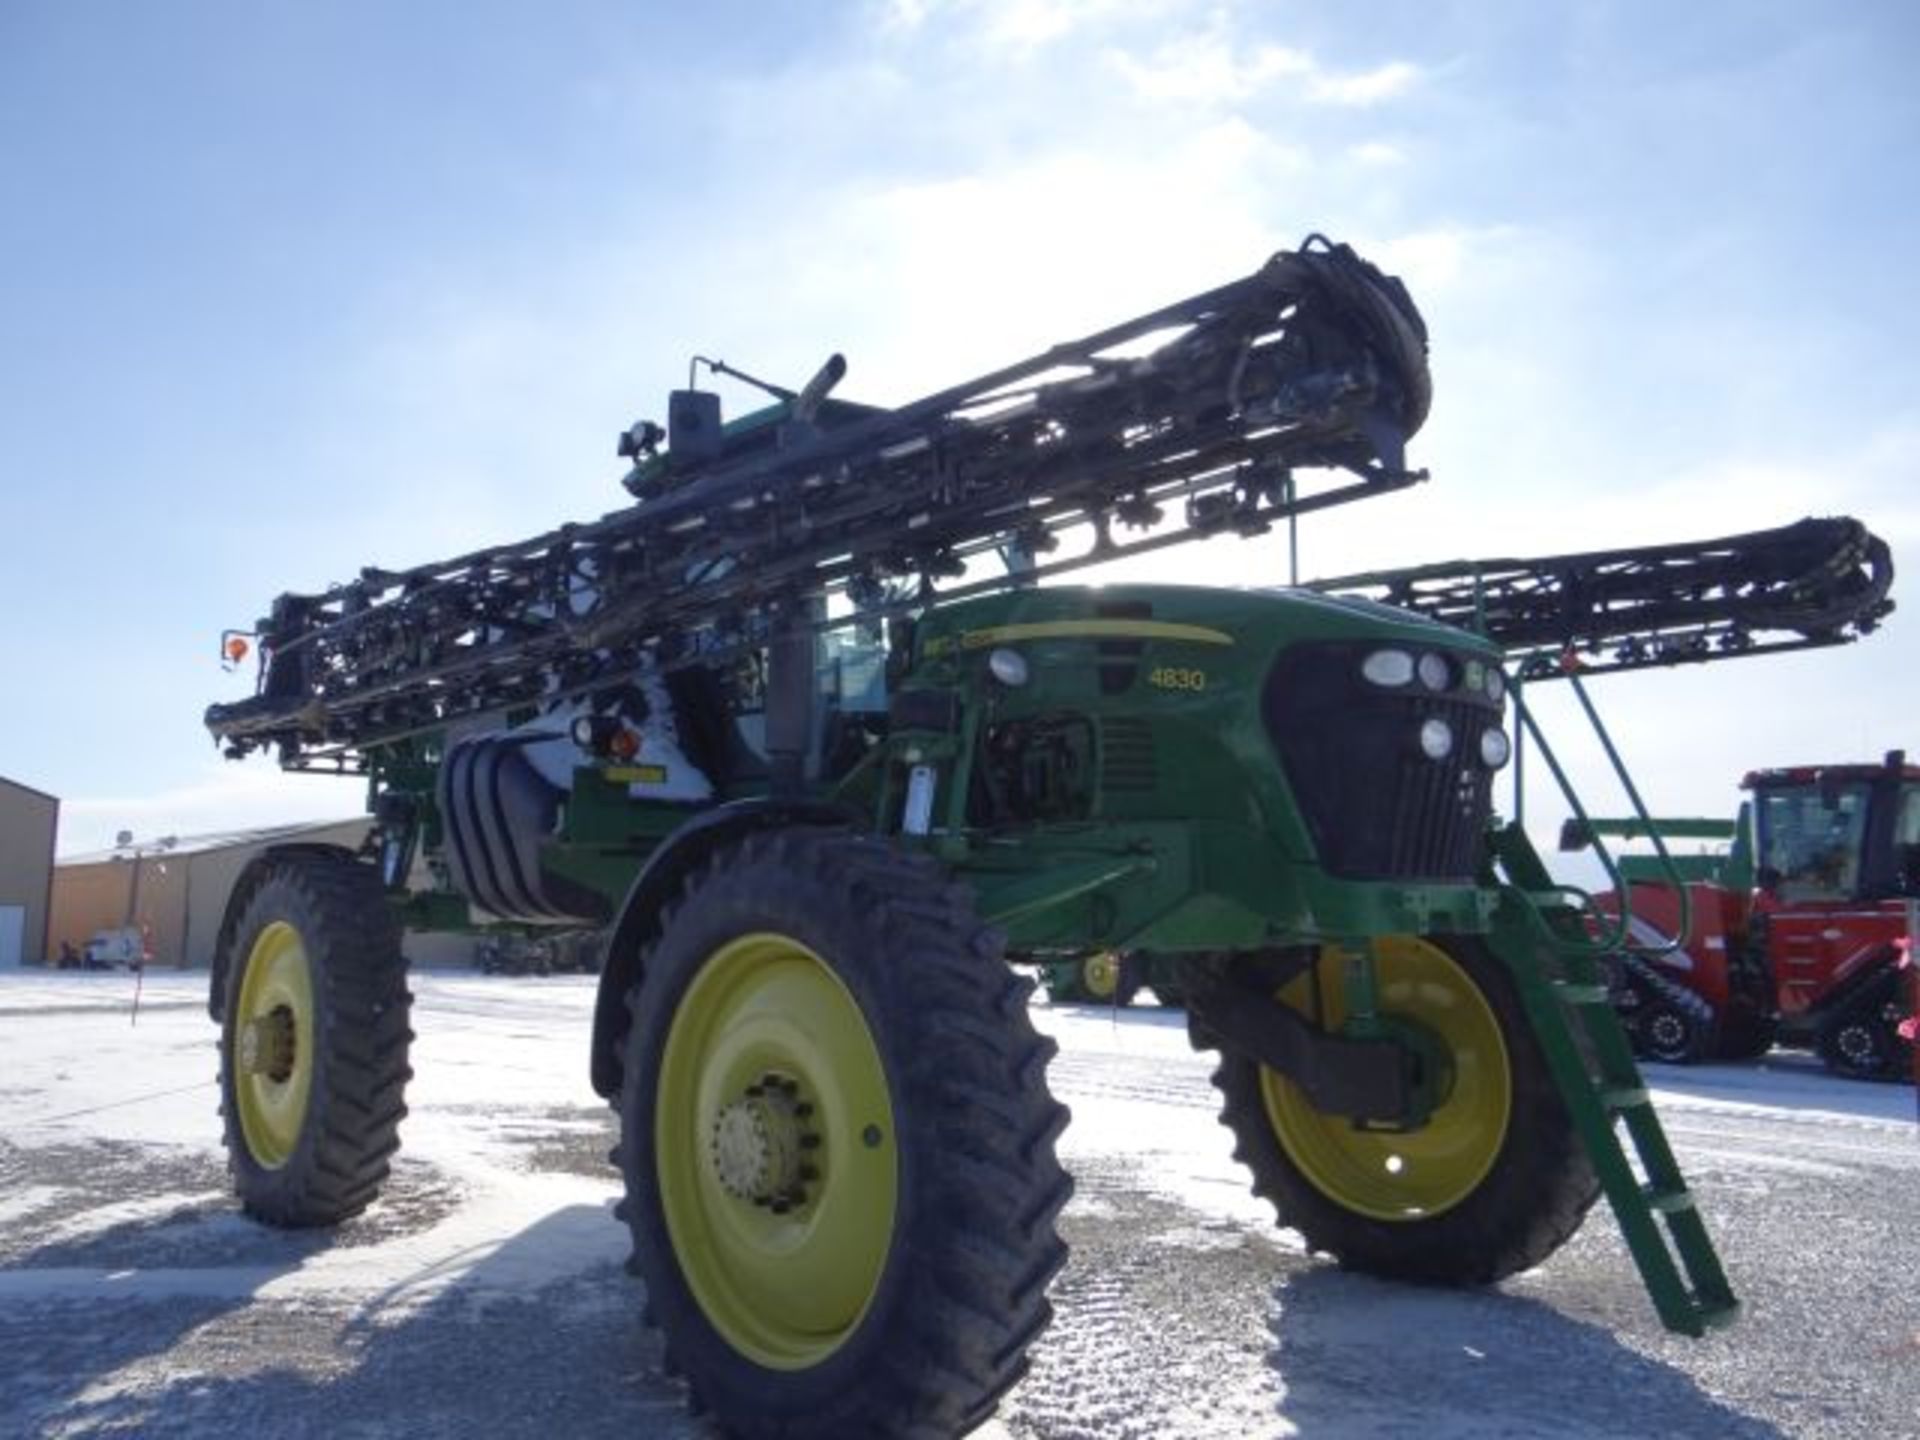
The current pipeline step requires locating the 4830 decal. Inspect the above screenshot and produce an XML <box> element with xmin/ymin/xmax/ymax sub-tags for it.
<box><xmin>1147</xmin><ymin>666</ymin><xmax>1207</xmax><ymax>692</ymax></box>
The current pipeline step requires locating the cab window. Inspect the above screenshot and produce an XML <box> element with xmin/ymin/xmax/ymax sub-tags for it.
<box><xmin>1895</xmin><ymin>784</ymin><xmax>1920</xmax><ymax>895</ymax></box>
<box><xmin>1895</xmin><ymin>785</ymin><xmax>1920</xmax><ymax>847</ymax></box>
<box><xmin>1755</xmin><ymin>783</ymin><xmax>1870</xmax><ymax>900</ymax></box>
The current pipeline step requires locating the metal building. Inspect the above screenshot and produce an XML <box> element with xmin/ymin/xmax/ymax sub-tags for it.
<box><xmin>51</xmin><ymin>820</ymin><xmax>372</xmax><ymax>969</ymax></box>
<box><xmin>49</xmin><ymin>818</ymin><xmax>480</xmax><ymax>970</ymax></box>
<box><xmin>0</xmin><ymin>777</ymin><xmax>59</xmax><ymax>966</ymax></box>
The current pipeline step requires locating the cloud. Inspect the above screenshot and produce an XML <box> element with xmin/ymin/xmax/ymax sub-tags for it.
<box><xmin>879</xmin><ymin>0</ymin><xmax>938</xmax><ymax>28</ymax></box>
<box><xmin>1310</xmin><ymin>60</ymin><xmax>1420</xmax><ymax>106</ymax></box>
<box><xmin>1107</xmin><ymin>23</ymin><xmax>1420</xmax><ymax>109</ymax></box>
<box><xmin>881</xmin><ymin>0</ymin><xmax>1174</xmax><ymax>55</ymax></box>
<box><xmin>980</xmin><ymin>0</ymin><xmax>1118</xmax><ymax>51</ymax></box>
<box><xmin>1108</xmin><ymin>36</ymin><xmax>1315</xmax><ymax>102</ymax></box>
<box><xmin>1516</xmin><ymin>426</ymin><xmax>1920</xmax><ymax>559</ymax></box>
<box><xmin>1368</xmin><ymin>223</ymin><xmax>1507</xmax><ymax>294</ymax></box>
<box><xmin>775</xmin><ymin>121</ymin><xmax>1303</xmax><ymax>398</ymax></box>
<box><xmin>1349</xmin><ymin>140</ymin><xmax>1407</xmax><ymax>167</ymax></box>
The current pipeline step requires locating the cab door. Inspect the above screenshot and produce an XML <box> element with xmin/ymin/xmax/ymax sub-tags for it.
<box><xmin>1752</xmin><ymin>781</ymin><xmax>1872</xmax><ymax>1014</ymax></box>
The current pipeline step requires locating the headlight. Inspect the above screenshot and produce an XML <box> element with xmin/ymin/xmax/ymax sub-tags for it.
<box><xmin>570</xmin><ymin>713</ymin><xmax>618</xmax><ymax>753</ymax></box>
<box><xmin>1484</xmin><ymin>667</ymin><xmax>1506</xmax><ymax>704</ymax></box>
<box><xmin>1480</xmin><ymin>727</ymin><xmax>1511</xmax><ymax>768</ymax></box>
<box><xmin>1362</xmin><ymin>648</ymin><xmax>1415</xmax><ymax>687</ymax></box>
<box><xmin>1416</xmin><ymin>652</ymin><xmax>1452</xmax><ymax>691</ymax></box>
<box><xmin>1418</xmin><ymin>718</ymin><xmax>1454</xmax><ymax>760</ymax></box>
<box><xmin>987</xmin><ymin>647</ymin><xmax>1030</xmax><ymax>687</ymax></box>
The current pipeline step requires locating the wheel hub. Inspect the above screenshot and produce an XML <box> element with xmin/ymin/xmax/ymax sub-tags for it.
<box><xmin>1648</xmin><ymin>1012</ymin><xmax>1686</xmax><ymax>1051</ymax></box>
<box><xmin>237</xmin><ymin>1008</ymin><xmax>296</xmax><ymax>1081</ymax></box>
<box><xmin>1084</xmin><ymin>952</ymin><xmax>1118</xmax><ymax>996</ymax></box>
<box><xmin>657</xmin><ymin>931</ymin><xmax>900</xmax><ymax>1369</ymax></box>
<box><xmin>1261</xmin><ymin>936</ymin><xmax>1512</xmax><ymax>1221</ymax></box>
<box><xmin>1836</xmin><ymin>1023</ymin><xmax>1876</xmax><ymax>1066</ymax></box>
<box><xmin>709</xmin><ymin>1073</ymin><xmax>820</xmax><ymax>1213</ymax></box>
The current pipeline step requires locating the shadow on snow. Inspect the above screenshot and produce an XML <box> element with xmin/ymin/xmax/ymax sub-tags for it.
<box><xmin>1267</xmin><ymin>1267</ymin><xmax>1783</xmax><ymax>1439</ymax></box>
<box><xmin>0</xmin><ymin>1199</ymin><xmax>696</xmax><ymax>1438</ymax></box>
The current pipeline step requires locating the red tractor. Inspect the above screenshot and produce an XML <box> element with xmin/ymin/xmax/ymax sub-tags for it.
<box><xmin>1569</xmin><ymin>751</ymin><xmax>1920</xmax><ymax>1079</ymax></box>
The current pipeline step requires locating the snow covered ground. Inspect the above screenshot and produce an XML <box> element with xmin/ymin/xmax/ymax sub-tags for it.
<box><xmin>2</xmin><ymin>970</ymin><xmax>1914</xmax><ymax>1439</ymax></box>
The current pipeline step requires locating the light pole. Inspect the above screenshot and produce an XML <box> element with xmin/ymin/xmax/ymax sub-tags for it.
<box><xmin>112</xmin><ymin>830</ymin><xmax>177</xmax><ymax>965</ymax></box>
<box><xmin>110</xmin><ymin>830</ymin><xmax>176</xmax><ymax>1025</ymax></box>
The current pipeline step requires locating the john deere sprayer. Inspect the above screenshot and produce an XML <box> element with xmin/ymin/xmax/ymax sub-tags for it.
<box><xmin>204</xmin><ymin>236</ymin><xmax>1894</xmax><ymax>1438</ymax></box>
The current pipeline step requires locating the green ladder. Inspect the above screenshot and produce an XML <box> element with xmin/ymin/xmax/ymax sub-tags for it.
<box><xmin>1488</xmin><ymin>824</ymin><xmax>1739</xmax><ymax>1336</ymax></box>
<box><xmin>1486</xmin><ymin>670</ymin><xmax>1739</xmax><ymax>1337</ymax></box>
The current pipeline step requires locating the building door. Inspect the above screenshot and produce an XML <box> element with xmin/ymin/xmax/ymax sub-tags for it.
<box><xmin>0</xmin><ymin>906</ymin><xmax>23</xmax><ymax>967</ymax></box>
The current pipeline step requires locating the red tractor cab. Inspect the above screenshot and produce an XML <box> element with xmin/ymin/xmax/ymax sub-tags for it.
<box><xmin>1571</xmin><ymin>751</ymin><xmax>1920</xmax><ymax>1078</ymax></box>
<box><xmin>1744</xmin><ymin>754</ymin><xmax>1920</xmax><ymax>1077</ymax></box>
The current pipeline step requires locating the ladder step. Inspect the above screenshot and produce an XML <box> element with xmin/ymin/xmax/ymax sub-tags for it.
<box><xmin>1600</xmin><ymin>1086</ymin><xmax>1650</xmax><ymax>1111</ymax></box>
<box><xmin>1642</xmin><ymin>1183</ymin><xmax>1695</xmax><ymax>1214</ymax></box>
<box><xmin>1695</xmin><ymin>1297</ymin><xmax>1742</xmax><ymax>1331</ymax></box>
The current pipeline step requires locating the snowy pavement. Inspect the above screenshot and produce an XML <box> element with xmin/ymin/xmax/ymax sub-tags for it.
<box><xmin>1</xmin><ymin>971</ymin><xmax>1915</xmax><ymax>1438</ymax></box>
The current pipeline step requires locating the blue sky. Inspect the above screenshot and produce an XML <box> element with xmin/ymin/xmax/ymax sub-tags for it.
<box><xmin>4</xmin><ymin>0</ymin><xmax>1916</xmax><ymax>856</ymax></box>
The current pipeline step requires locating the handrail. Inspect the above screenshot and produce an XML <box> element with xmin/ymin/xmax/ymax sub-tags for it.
<box><xmin>1508</xmin><ymin>670</ymin><xmax>1693</xmax><ymax>958</ymax></box>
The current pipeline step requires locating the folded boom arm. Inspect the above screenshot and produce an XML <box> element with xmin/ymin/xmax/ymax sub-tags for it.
<box><xmin>1312</xmin><ymin>516</ymin><xmax>1894</xmax><ymax>678</ymax></box>
<box><xmin>208</xmin><ymin>237</ymin><xmax>1432</xmax><ymax>768</ymax></box>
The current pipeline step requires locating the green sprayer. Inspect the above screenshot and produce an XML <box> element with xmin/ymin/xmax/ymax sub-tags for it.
<box><xmin>205</xmin><ymin>236</ymin><xmax>1892</xmax><ymax>1438</ymax></box>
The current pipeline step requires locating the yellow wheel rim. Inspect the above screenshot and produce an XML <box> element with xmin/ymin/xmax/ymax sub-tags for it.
<box><xmin>232</xmin><ymin>920</ymin><xmax>316</xmax><ymax>1169</ymax></box>
<box><xmin>1262</xmin><ymin>937</ymin><xmax>1510</xmax><ymax>1221</ymax></box>
<box><xmin>1082</xmin><ymin>951</ymin><xmax>1120</xmax><ymax>1000</ymax></box>
<box><xmin>656</xmin><ymin>932</ymin><xmax>897</xmax><ymax>1370</ymax></box>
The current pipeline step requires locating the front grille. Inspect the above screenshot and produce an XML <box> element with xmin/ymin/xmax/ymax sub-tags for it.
<box><xmin>1100</xmin><ymin>716</ymin><xmax>1158</xmax><ymax>792</ymax></box>
<box><xmin>1376</xmin><ymin>698</ymin><xmax>1492</xmax><ymax>878</ymax></box>
<box><xmin>1265</xmin><ymin>643</ymin><xmax>1500</xmax><ymax>882</ymax></box>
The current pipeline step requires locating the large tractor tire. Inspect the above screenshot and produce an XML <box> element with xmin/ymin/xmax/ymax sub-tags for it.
<box><xmin>1191</xmin><ymin>935</ymin><xmax>1599</xmax><ymax>1285</ymax></box>
<box><xmin>616</xmin><ymin>829</ymin><xmax>1072</xmax><ymax>1438</ymax></box>
<box><xmin>217</xmin><ymin>851</ymin><xmax>413</xmax><ymax>1227</ymax></box>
